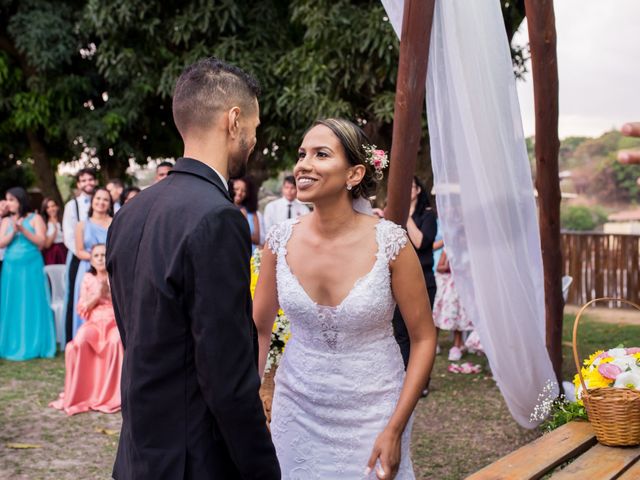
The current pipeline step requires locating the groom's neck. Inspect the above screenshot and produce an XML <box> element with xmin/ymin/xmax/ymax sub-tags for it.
<box><xmin>183</xmin><ymin>139</ymin><xmax>229</xmax><ymax>180</ymax></box>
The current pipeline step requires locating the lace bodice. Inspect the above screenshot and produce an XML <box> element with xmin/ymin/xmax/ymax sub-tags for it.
<box><xmin>266</xmin><ymin>218</ymin><xmax>407</xmax><ymax>352</ymax></box>
<box><xmin>266</xmin><ymin>218</ymin><xmax>415</xmax><ymax>479</ymax></box>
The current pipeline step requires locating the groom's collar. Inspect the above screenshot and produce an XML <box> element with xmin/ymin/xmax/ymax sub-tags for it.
<box><xmin>170</xmin><ymin>157</ymin><xmax>231</xmax><ymax>201</ymax></box>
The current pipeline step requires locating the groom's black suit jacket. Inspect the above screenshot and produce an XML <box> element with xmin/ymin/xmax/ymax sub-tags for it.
<box><xmin>106</xmin><ymin>157</ymin><xmax>280</xmax><ymax>480</ymax></box>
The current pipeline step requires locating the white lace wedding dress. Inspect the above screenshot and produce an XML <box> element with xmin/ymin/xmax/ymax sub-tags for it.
<box><xmin>266</xmin><ymin>218</ymin><xmax>415</xmax><ymax>479</ymax></box>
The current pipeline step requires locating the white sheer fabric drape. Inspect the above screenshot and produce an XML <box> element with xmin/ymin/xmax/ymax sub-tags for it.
<box><xmin>381</xmin><ymin>0</ymin><xmax>558</xmax><ymax>427</ymax></box>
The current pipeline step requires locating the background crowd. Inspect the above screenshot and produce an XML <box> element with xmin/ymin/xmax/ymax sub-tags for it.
<box><xmin>0</xmin><ymin>160</ymin><xmax>484</xmax><ymax>416</ymax></box>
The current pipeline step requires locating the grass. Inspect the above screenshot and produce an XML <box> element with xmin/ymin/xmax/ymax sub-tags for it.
<box><xmin>0</xmin><ymin>315</ymin><xmax>638</xmax><ymax>479</ymax></box>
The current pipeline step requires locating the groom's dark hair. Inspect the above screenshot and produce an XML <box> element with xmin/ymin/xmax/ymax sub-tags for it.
<box><xmin>172</xmin><ymin>57</ymin><xmax>261</xmax><ymax>138</ymax></box>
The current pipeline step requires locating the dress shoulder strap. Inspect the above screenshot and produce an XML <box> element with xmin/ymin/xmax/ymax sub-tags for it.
<box><xmin>376</xmin><ymin>219</ymin><xmax>408</xmax><ymax>262</ymax></box>
<box><xmin>265</xmin><ymin>218</ymin><xmax>297</xmax><ymax>255</ymax></box>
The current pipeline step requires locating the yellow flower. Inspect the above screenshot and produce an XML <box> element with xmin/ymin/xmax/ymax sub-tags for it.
<box><xmin>272</xmin><ymin>322</ymin><xmax>278</xmax><ymax>333</ymax></box>
<box><xmin>277</xmin><ymin>309</ymin><xmax>284</xmax><ymax>317</ymax></box>
<box><xmin>584</xmin><ymin>350</ymin><xmax>605</xmax><ymax>366</ymax></box>
<box><xmin>283</xmin><ymin>332</ymin><xmax>291</xmax><ymax>343</ymax></box>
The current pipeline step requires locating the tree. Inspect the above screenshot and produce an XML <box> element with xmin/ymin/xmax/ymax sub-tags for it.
<box><xmin>2</xmin><ymin>0</ymin><xmax>528</xmax><ymax>196</ymax></box>
<box><xmin>0</xmin><ymin>0</ymin><xmax>96</xmax><ymax>203</ymax></box>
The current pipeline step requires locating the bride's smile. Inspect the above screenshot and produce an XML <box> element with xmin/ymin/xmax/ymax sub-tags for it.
<box><xmin>294</xmin><ymin>124</ymin><xmax>364</xmax><ymax>204</ymax></box>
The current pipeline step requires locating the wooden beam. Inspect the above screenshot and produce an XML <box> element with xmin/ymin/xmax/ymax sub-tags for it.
<box><xmin>524</xmin><ymin>0</ymin><xmax>563</xmax><ymax>383</ymax></box>
<box><xmin>384</xmin><ymin>0</ymin><xmax>436</xmax><ymax>227</ymax></box>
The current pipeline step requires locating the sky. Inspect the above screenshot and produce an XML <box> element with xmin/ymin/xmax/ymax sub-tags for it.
<box><xmin>513</xmin><ymin>0</ymin><xmax>640</xmax><ymax>139</ymax></box>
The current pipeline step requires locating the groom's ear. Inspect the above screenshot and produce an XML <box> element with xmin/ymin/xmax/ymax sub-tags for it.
<box><xmin>227</xmin><ymin>106</ymin><xmax>241</xmax><ymax>138</ymax></box>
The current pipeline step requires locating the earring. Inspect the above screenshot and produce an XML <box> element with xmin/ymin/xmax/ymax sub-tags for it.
<box><xmin>346</xmin><ymin>184</ymin><xmax>353</xmax><ymax>191</ymax></box>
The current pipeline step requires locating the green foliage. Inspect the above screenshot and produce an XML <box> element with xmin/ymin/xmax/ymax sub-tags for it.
<box><xmin>540</xmin><ymin>398</ymin><xmax>587</xmax><ymax>432</ymax></box>
<box><xmin>561</xmin><ymin>205</ymin><xmax>607</xmax><ymax>231</ymax></box>
<box><xmin>2</xmin><ymin>0</ymin><xmax>529</xmax><ymax>189</ymax></box>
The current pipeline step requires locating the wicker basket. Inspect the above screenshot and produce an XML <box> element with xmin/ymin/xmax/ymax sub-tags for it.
<box><xmin>259</xmin><ymin>367</ymin><xmax>277</xmax><ymax>425</ymax></box>
<box><xmin>572</xmin><ymin>297</ymin><xmax>640</xmax><ymax>446</ymax></box>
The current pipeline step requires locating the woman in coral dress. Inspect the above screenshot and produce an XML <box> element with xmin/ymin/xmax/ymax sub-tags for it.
<box><xmin>51</xmin><ymin>243</ymin><xmax>123</xmax><ymax>415</ymax></box>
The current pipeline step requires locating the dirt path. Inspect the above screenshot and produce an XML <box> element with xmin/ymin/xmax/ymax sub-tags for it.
<box><xmin>564</xmin><ymin>304</ymin><xmax>640</xmax><ymax>325</ymax></box>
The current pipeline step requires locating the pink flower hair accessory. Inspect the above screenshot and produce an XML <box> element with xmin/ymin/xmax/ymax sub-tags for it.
<box><xmin>362</xmin><ymin>144</ymin><xmax>389</xmax><ymax>181</ymax></box>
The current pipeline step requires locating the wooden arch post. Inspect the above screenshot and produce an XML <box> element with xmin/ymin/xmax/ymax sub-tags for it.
<box><xmin>524</xmin><ymin>0</ymin><xmax>563</xmax><ymax>383</ymax></box>
<box><xmin>384</xmin><ymin>0</ymin><xmax>436</xmax><ymax>227</ymax></box>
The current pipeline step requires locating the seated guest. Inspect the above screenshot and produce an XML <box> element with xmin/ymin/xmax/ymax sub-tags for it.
<box><xmin>50</xmin><ymin>244</ymin><xmax>123</xmax><ymax>415</ymax></box>
<box><xmin>41</xmin><ymin>197</ymin><xmax>68</xmax><ymax>265</ymax></box>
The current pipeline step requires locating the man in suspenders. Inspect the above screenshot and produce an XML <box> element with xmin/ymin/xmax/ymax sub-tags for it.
<box><xmin>62</xmin><ymin>168</ymin><xmax>97</xmax><ymax>343</ymax></box>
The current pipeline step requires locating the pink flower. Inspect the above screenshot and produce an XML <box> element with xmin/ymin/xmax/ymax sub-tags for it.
<box><xmin>598</xmin><ymin>362</ymin><xmax>622</xmax><ymax>380</ymax></box>
<box><xmin>373</xmin><ymin>159</ymin><xmax>381</xmax><ymax>167</ymax></box>
<box><xmin>374</xmin><ymin>149</ymin><xmax>385</xmax><ymax>156</ymax></box>
<box><xmin>626</xmin><ymin>347</ymin><xmax>640</xmax><ymax>354</ymax></box>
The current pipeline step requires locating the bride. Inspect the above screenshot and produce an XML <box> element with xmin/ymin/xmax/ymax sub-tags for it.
<box><xmin>254</xmin><ymin>118</ymin><xmax>437</xmax><ymax>479</ymax></box>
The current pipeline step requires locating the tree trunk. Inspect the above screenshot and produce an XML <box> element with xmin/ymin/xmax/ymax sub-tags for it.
<box><xmin>385</xmin><ymin>0</ymin><xmax>436</xmax><ymax>227</ymax></box>
<box><xmin>524</xmin><ymin>0</ymin><xmax>563</xmax><ymax>384</ymax></box>
<box><xmin>26</xmin><ymin>129</ymin><xmax>63</xmax><ymax>206</ymax></box>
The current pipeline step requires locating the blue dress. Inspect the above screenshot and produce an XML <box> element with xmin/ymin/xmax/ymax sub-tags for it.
<box><xmin>0</xmin><ymin>214</ymin><xmax>56</xmax><ymax>360</ymax></box>
<box><xmin>71</xmin><ymin>219</ymin><xmax>108</xmax><ymax>338</ymax></box>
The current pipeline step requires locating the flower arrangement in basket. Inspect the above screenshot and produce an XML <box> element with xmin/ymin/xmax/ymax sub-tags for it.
<box><xmin>572</xmin><ymin>298</ymin><xmax>640</xmax><ymax>446</ymax></box>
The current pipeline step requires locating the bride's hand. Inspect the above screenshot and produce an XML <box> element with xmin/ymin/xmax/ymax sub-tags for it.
<box><xmin>365</xmin><ymin>428</ymin><xmax>401</xmax><ymax>479</ymax></box>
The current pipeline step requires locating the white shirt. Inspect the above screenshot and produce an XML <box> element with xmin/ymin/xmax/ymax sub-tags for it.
<box><xmin>46</xmin><ymin>221</ymin><xmax>64</xmax><ymax>244</ymax></box>
<box><xmin>62</xmin><ymin>193</ymin><xmax>91</xmax><ymax>255</ymax></box>
<box><xmin>263</xmin><ymin>197</ymin><xmax>310</xmax><ymax>234</ymax></box>
<box><xmin>201</xmin><ymin>163</ymin><xmax>228</xmax><ymax>191</ymax></box>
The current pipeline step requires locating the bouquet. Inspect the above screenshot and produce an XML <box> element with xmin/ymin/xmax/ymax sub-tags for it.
<box><xmin>251</xmin><ymin>249</ymin><xmax>291</xmax><ymax>373</ymax></box>
<box><xmin>574</xmin><ymin>347</ymin><xmax>640</xmax><ymax>400</ymax></box>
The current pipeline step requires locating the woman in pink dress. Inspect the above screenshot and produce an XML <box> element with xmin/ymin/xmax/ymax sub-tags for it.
<box><xmin>51</xmin><ymin>243</ymin><xmax>123</xmax><ymax>415</ymax></box>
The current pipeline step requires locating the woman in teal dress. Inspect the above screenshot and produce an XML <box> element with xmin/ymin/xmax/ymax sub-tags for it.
<box><xmin>72</xmin><ymin>188</ymin><xmax>112</xmax><ymax>338</ymax></box>
<box><xmin>0</xmin><ymin>187</ymin><xmax>56</xmax><ymax>360</ymax></box>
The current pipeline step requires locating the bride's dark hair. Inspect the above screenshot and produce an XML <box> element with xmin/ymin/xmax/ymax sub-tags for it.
<box><xmin>305</xmin><ymin>118</ymin><xmax>378</xmax><ymax>200</ymax></box>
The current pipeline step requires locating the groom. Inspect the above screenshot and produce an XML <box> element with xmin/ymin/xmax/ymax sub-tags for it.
<box><xmin>106</xmin><ymin>58</ymin><xmax>280</xmax><ymax>479</ymax></box>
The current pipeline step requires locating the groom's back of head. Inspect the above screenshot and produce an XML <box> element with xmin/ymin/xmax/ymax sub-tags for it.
<box><xmin>172</xmin><ymin>57</ymin><xmax>261</xmax><ymax>139</ymax></box>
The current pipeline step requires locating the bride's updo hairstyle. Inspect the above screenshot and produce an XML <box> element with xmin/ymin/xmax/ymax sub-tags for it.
<box><xmin>308</xmin><ymin>118</ymin><xmax>378</xmax><ymax>200</ymax></box>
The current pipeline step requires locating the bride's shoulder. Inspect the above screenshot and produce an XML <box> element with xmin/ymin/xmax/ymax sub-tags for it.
<box><xmin>375</xmin><ymin>218</ymin><xmax>408</xmax><ymax>261</ymax></box>
<box><xmin>265</xmin><ymin>218</ymin><xmax>298</xmax><ymax>254</ymax></box>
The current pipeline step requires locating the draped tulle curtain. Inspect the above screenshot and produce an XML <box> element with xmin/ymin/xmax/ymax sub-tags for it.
<box><xmin>381</xmin><ymin>0</ymin><xmax>558</xmax><ymax>427</ymax></box>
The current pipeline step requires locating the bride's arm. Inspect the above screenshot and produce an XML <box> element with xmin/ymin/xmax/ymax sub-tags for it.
<box><xmin>253</xmin><ymin>247</ymin><xmax>280</xmax><ymax>378</ymax></box>
<box><xmin>367</xmin><ymin>245</ymin><xmax>437</xmax><ymax>479</ymax></box>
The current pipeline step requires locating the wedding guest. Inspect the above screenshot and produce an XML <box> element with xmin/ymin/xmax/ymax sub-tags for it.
<box><xmin>50</xmin><ymin>243</ymin><xmax>123</xmax><ymax>415</ymax></box>
<box><xmin>0</xmin><ymin>187</ymin><xmax>56</xmax><ymax>360</ymax></box>
<box><xmin>263</xmin><ymin>175</ymin><xmax>309</xmax><ymax>233</ymax></box>
<box><xmin>71</xmin><ymin>188</ymin><xmax>112</xmax><ymax>338</ymax></box>
<box><xmin>0</xmin><ymin>200</ymin><xmax>9</xmax><ymax>272</ymax></box>
<box><xmin>392</xmin><ymin>176</ymin><xmax>438</xmax><ymax>396</ymax></box>
<box><xmin>106</xmin><ymin>179</ymin><xmax>124</xmax><ymax>213</ymax></box>
<box><xmin>41</xmin><ymin>197</ymin><xmax>68</xmax><ymax>265</ymax></box>
<box><xmin>121</xmin><ymin>186</ymin><xmax>141</xmax><ymax>204</ymax></box>
<box><xmin>231</xmin><ymin>177</ymin><xmax>261</xmax><ymax>252</ymax></box>
<box><xmin>62</xmin><ymin>168</ymin><xmax>97</xmax><ymax>342</ymax></box>
<box><xmin>154</xmin><ymin>161</ymin><xmax>174</xmax><ymax>183</ymax></box>
<box><xmin>433</xmin><ymin>249</ymin><xmax>474</xmax><ymax>362</ymax></box>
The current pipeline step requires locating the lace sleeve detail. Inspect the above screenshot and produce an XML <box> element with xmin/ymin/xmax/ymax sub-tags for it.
<box><xmin>377</xmin><ymin>219</ymin><xmax>408</xmax><ymax>262</ymax></box>
<box><xmin>265</xmin><ymin>219</ymin><xmax>296</xmax><ymax>255</ymax></box>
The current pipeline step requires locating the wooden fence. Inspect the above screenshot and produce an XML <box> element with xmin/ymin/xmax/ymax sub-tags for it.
<box><xmin>562</xmin><ymin>231</ymin><xmax>640</xmax><ymax>306</ymax></box>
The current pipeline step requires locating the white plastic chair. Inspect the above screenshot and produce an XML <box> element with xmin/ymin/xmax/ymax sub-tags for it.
<box><xmin>562</xmin><ymin>275</ymin><xmax>573</xmax><ymax>303</ymax></box>
<box><xmin>45</xmin><ymin>264</ymin><xmax>67</xmax><ymax>349</ymax></box>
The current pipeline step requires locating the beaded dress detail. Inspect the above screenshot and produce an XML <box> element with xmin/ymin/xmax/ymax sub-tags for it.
<box><xmin>266</xmin><ymin>218</ymin><xmax>415</xmax><ymax>479</ymax></box>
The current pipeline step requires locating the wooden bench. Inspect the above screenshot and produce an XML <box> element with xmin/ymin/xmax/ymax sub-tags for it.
<box><xmin>466</xmin><ymin>421</ymin><xmax>640</xmax><ymax>479</ymax></box>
